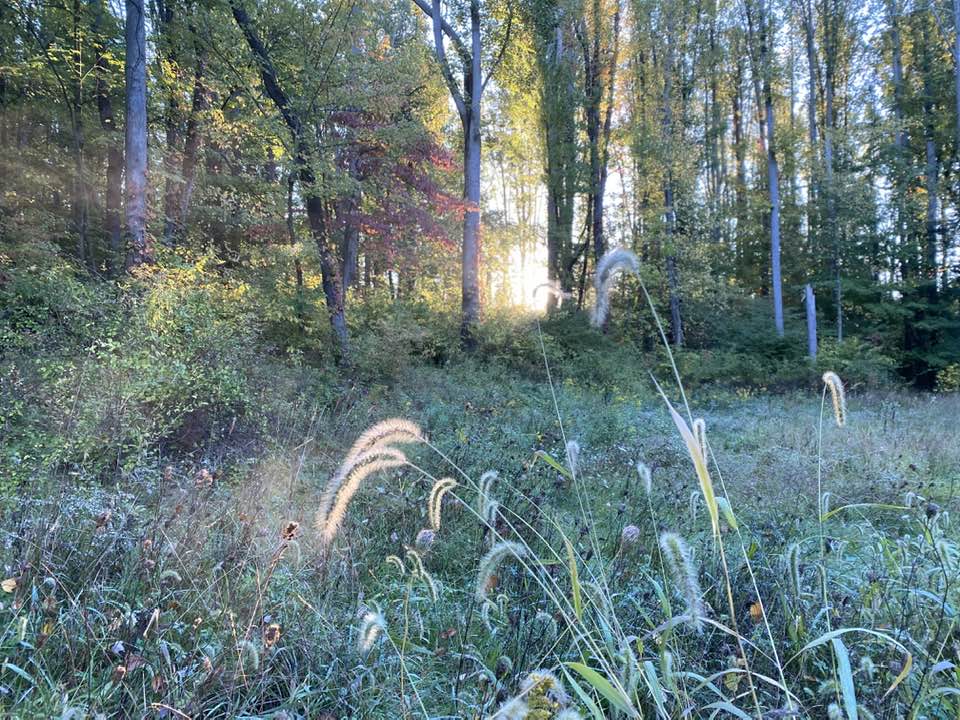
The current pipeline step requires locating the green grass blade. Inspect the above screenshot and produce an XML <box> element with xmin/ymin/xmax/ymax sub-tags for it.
<box><xmin>831</xmin><ymin>637</ymin><xmax>858</xmax><ymax>720</ymax></box>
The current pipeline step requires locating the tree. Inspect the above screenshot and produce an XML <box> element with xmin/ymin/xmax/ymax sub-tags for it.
<box><xmin>412</xmin><ymin>0</ymin><xmax>514</xmax><ymax>343</ymax></box>
<box><xmin>229</xmin><ymin>0</ymin><xmax>349</xmax><ymax>358</ymax></box>
<box><xmin>125</xmin><ymin>0</ymin><xmax>151</xmax><ymax>267</ymax></box>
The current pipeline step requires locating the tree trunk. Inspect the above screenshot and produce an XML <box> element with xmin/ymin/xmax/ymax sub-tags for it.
<box><xmin>759</xmin><ymin>0</ymin><xmax>784</xmax><ymax>336</ymax></box>
<box><xmin>93</xmin><ymin>0</ymin><xmax>123</xmax><ymax>269</ymax></box>
<box><xmin>661</xmin><ymin>6</ymin><xmax>683</xmax><ymax>347</ymax></box>
<box><xmin>954</xmin><ymin>0</ymin><xmax>960</xmax><ymax>160</ymax></box>
<box><xmin>178</xmin><ymin>52</ymin><xmax>207</xmax><ymax>233</ymax></box>
<box><xmin>230</xmin><ymin>0</ymin><xmax>349</xmax><ymax>359</ymax></box>
<box><xmin>124</xmin><ymin>0</ymin><xmax>151</xmax><ymax>267</ymax></box>
<box><xmin>805</xmin><ymin>283</ymin><xmax>817</xmax><ymax>359</ymax></box>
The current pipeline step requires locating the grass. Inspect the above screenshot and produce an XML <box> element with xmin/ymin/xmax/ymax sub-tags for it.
<box><xmin>2</xmin><ymin>347</ymin><xmax>959</xmax><ymax>718</ymax></box>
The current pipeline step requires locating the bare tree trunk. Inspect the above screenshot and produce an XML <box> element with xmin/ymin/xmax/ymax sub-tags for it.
<box><xmin>661</xmin><ymin>5</ymin><xmax>683</xmax><ymax>347</ymax></box>
<box><xmin>93</xmin><ymin>0</ymin><xmax>123</xmax><ymax>269</ymax></box>
<box><xmin>759</xmin><ymin>0</ymin><xmax>784</xmax><ymax>336</ymax></box>
<box><xmin>805</xmin><ymin>283</ymin><xmax>817</xmax><ymax>359</ymax></box>
<box><xmin>124</xmin><ymin>0</ymin><xmax>151</xmax><ymax>267</ymax></box>
<box><xmin>461</xmin><ymin>2</ymin><xmax>483</xmax><ymax>342</ymax></box>
<box><xmin>954</xmin><ymin>0</ymin><xmax>960</xmax><ymax>159</ymax></box>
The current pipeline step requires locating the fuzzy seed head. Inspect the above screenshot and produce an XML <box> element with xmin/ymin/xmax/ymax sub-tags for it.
<box><xmin>591</xmin><ymin>247</ymin><xmax>640</xmax><ymax>327</ymax></box>
<box><xmin>621</xmin><ymin>524</ymin><xmax>641</xmax><ymax>545</ymax></box>
<box><xmin>822</xmin><ymin>372</ymin><xmax>847</xmax><ymax>427</ymax></box>
<box><xmin>488</xmin><ymin>697</ymin><xmax>528</xmax><ymax>720</ymax></box>
<box><xmin>659</xmin><ymin>532</ymin><xmax>705</xmax><ymax>632</ymax></box>
<box><xmin>476</xmin><ymin>541</ymin><xmax>527</xmax><ymax>602</ymax></box>
<box><xmin>565</xmin><ymin>440</ymin><xmax>580</xmax><ymax>476</ymax></box>
<box><xmin>636</xmin><ymin>460</ymin><xmax>653</xmax><ymax>495</ymax></box>
<box><xmin>785</xmin><ymin>542</ymin><xmax>801</xmax><ymax>597</ymax></box>
<box><xmin>358</xmin><ymin>610</ymin><xmax>386</xmax><ymax>653</ymax></box>
<box><xmin>428</xmin><ymin>477</ymin><xmax>457</xmax><ymax>530</ymax></box>
<box><xmin>385</xmin><ymin>555</ymin><xmax>405</xmax><ymax>575</ymax></box>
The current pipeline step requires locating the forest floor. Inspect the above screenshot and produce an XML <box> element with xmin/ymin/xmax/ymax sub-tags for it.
<box><xmin>2</xmin><ymin>355</ymin><xmax>959</xmax><ymax>718</ymax></box>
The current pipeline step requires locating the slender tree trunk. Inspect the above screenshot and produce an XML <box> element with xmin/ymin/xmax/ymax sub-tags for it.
<box><xmin>921</xmin><ymin>18</ymin><xmax>940</xmax><ymax>302</ymax></box>
<box><xmin>93</xmin><ymin>0</ymin><xmax>123</xmax><ymax>269</ymax></box>
<box><xmin>759</xmin><ymin>0</ymin><xmax>784</xmax><ymax>336</ymax></box>
<box><xmin>71</xmin><ymin>0</ymin><xmax>90</xmax><ymax>267</ymax></box>
<box><xmin>178</xmin><ymin>51</ymin><xmax>207</xmax><ymax>232</ymax></box>
<box><xmin>124</xmin><ymin>0</ymin><xmax>151</xmax><ymax>267</ymax></box>
<box><xmin>230</xmin><ymin>0</ymin><xmax>349</xmax><ymax>359</ymax></box>
<box><xmin>458</xmin><ymin>0</ymin><xmax>483</xmax><ymax>342</ymax></box>
<box><xmin>661</xmin><ymin>7</ymin><xmax>683</xmax><ymax>347</ymax></box>
<box><xmin>887</xmin><ymin>0</ymin><xmax>909</xmax><ymax>283</ymax></box>
<box><xmin>954</xmin><ymin>0</ymin><xmax>960</xmax><ymax>159</ymax></box>
<box><xmin>805</xmin><ymin>283</ymin><xmax>817</xmax><ymax>358</ymax></box>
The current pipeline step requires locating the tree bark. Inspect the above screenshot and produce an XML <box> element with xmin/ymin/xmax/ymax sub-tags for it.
<box><xmin>124</xmin><ymin>0</ymin><xmax>151</xmax><ymax>267</ymax></box>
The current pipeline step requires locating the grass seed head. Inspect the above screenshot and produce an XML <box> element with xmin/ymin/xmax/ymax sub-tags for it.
<box><xmin>591</xmin><ymin>247</ymin><xmax>640</xmax><ymax>327</ymax></box>
<box><xmin>358</xmin><ymin>610</ymin><xmax>386</xmax><ymax>653</ymax></box>
<box><xmin>428</xmin><ymin>477</ymin><xmax>457</xmax><ymax>530</ymax></box>
<box><xmin>476</xmin><ymin>541</ymin><xmax>527</xmax><ymax>603</ymax></box>
<box><xmin>822</xmin><ymin>372</ymin><xmax>847</xmax><ymax>427</ymax></box>
<box><xmin>659</xmin><ymin>531</ymin><xmax>705</xmax><ymax>632</ymax></box>
<box><xmin>636</xmin><ymin>460</ymin><xmax>653</xmax><ymax>495</ymax></box>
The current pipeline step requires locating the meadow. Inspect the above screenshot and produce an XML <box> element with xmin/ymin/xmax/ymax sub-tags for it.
<box><xmin>2</xmin><ymin>261</ymin><xmax>958</xmax><ymax>718</ymax></box>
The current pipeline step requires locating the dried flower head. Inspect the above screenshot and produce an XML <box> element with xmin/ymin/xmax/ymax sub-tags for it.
<box><xmin>415</xmin><ymin>528</ymin><xmax>437</xmax><ymax>550</ymax></box>
<box><xmin>521</xmin><ymin>669</ymin><xmax>569</xmax><ymax>707</ymax></box>
<box><xmin>262</xmin><ymin>623</ymin><xmax>281</xmax><ymax>649</ymax></box>
<box><xmin>621</xmin><ymin>524</ymin><xmax>641</xmax><ymax>545</ymax></box>
<box><xmin>591</xmin><ymin>247</ymin><xmax>640</xmax><ymax>327</ymax></box>
<box><xmin>281</xmin><ymin>521</ymin><xmax>300</xmax><ymax>542</ymax></box>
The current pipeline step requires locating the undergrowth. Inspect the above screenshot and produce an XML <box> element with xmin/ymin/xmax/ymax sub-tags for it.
<box><xmin>1</xmin><ymin>246</ymin><xmax>959</xmax><ymax>718</ymax></box>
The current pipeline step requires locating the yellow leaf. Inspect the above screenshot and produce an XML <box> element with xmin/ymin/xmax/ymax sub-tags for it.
<box><xmin>2</xmin><ymin>578</ymin><xmax>17</xmax><ymax>593</ymax></box>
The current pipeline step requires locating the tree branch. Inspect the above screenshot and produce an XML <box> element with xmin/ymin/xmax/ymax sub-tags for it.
<box><xmin>481</xmin><ymin>0</ymin><xmax>515</xmax><ymax>94</ymax></box>
<box><xmin>423</xmin><ymin>0</ymin><xmax>467</xmax><ymax>119</ymax></box>
<box><xmin>410</xmin><ymin>0</ymin><xmax>470</xmax><ymax>63</ymax></box>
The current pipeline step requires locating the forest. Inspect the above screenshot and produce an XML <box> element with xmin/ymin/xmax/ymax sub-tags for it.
<box><xmin>1</xmin><ymin>0</ymin><xmax>960</xmax><ymax>716</ymax></box>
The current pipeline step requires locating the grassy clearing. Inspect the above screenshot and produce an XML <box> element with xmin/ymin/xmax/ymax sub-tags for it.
<box><xmin>2</xmin><ymin>352</ymin><xmax>958</xmax><ymax>718</ymax></box>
